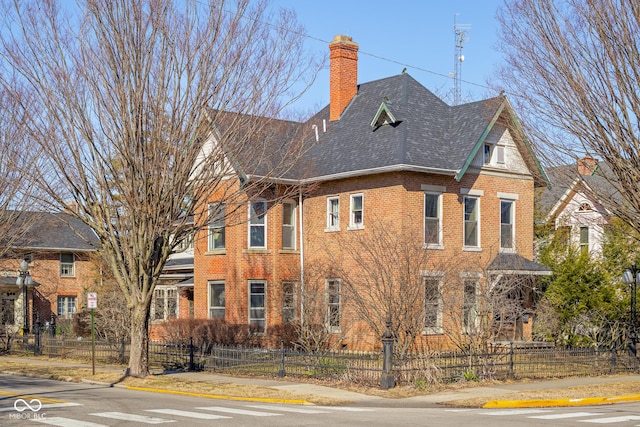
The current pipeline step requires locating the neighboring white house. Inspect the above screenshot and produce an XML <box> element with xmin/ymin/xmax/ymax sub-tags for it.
<box><xmin>538</xmin><ymin>157</ymin><xmax>612</xmax><ymax>257</ymax></box>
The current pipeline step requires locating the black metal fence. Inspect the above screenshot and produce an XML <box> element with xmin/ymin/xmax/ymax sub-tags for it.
<box><xmin>7</xmin><ymin>336</ymin><xmax>640</xmax><ymax>386</ymax></box>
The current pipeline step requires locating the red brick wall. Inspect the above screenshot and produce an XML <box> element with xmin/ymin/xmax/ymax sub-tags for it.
<box><xmin>329</xmin><ymin>35</ymin><xmax>359</xmax><ymax>121</ymax></box>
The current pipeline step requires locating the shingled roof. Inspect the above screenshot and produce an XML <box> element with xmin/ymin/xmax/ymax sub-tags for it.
<box><xmin>289</xmin><ymin>73</ymin><xmax>530</xmax><ymax>182</ymax></box>
<box><xmin>8</xmin><ymin>211</ymin><xmax>99</xmax><ymax>252</ymax></box>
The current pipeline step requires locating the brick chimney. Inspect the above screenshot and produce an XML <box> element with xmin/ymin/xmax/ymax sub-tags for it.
<box><xmin>577</xmin><ymin>156</ymin><xmax>598</xmax><ymax>176</ymax></box>
<box><xmin>329</xmin><ymin>35</ymin><xmax>359</xmax><ymax>121</ymax></box>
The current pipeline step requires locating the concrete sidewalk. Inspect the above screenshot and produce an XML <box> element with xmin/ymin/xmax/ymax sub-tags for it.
<box><xmin>2</xmin><ymin>356</ymin><xmax>640</xmax><ymax>408</ymax></box>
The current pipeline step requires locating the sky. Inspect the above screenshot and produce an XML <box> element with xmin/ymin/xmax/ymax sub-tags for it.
<box><xmin>270</xmin><ymin>0</ymin><xmax>506</xmax><ymax>113</ymax></box>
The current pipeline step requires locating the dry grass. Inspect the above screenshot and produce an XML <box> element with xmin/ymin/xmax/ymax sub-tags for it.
<box><xmin>1</xmin><ymin>357</ymin><xmax>639</xmax><ymax>408</ymax></box>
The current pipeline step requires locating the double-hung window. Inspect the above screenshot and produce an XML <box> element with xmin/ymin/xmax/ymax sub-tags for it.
<box><xmin>423</xmin><ymin>277</ymin><xmax>442</xmax><ymax>333</ymax></box>
<box><xmin>463</xmin><ymin>279</ymin><xmax>478</xmax><ymax>333</ymax></box>
<box><xmin>209</xmin><ymin>281</ymin><xmax>225</xmax><ymax>319</ymax></box>
<box><xmin>500</xmin><ymin>200</ymin><xmax>514</xmax><ymax>250</ymax></box>
<box><xmin>208</xmin><ymin>203</ymin><xmax>225</xmax><ymax>251</ymax></box>
<box><xmin>153</xmin><ymin>287</ymin><xmax>177</xmax><ymax>320</ymax></box>
<box><xmin>326</xmin><ymin>279</ymin><xmax>341</xmax><ymax>332</ymax></box>
<box><xmin>249</xmin><ymin>200</ymin><xmax>267</xmax><ymax>248</ymax></box>
<box><xmin>60</xmin><ymin>253</ymin><xmax>75</xmax><ymax>276</ymax></box>
<box><xmin>282</xmin><ymin>281</ymin><xmax>296</xmax><ymax>323</ymax></box>
<box><xmin>349</xmin><ymin>194</ymin><xmax>364</xmax><ymax>229</ymax></box>
<box><xmin>326</xmin><ymin>197</ymin><xmax>340</xmax><ymax>231</ymax></box>
<box><xmin>424</xmin><ymin>193</ymin><xmax>441</xmax><ymax>246</ymax></box>
<box><xmin>57</xmin><ymin>296</ymin><xmax>76</xmax><ymax>318</ymax></box>
<box><xmin>463</xmin><ymin>196</ymin><xmax>479</xmax><ymax>248</ymax></box>
<box><xmin>282</xmin><ymin>202</ymin><xmax>296</xmax><ymax>249</ymax></box>
<box><xmin>579</xmin><ymin>226</ymin><xmax>589</xmax><ymax>255</ymax></box>
<box><xmin>249</xmin><ymin>281</ymin><xmax>266</xmax><ymax>333</ymax></box>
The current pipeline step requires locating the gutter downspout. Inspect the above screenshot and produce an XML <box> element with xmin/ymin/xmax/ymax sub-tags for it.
<box><xmin>299</xmin><ymin>190</ymin><xmax>305</xmax><ymax>327</ymax></box>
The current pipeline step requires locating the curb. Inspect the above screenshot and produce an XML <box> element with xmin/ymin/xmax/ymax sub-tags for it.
<box><xmin>123</xmin><ymin>385</ymin><xmax>314</xmax><ymax>405</ymax></box>
<box><xmin>483</xmin><ymin>394</ymin><xmax>640</xmax><ymax>408</ymax></box>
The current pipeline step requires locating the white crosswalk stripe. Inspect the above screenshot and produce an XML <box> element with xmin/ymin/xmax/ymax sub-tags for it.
<box><xmin>197</xmin><ymin>406</ymin><xmax>281</xmax><ymax>416</ymax></box>
<box><xmin>91</xmin><ymin>411</ymin><xmax>176</xmax><ymax>424</ymax></box>
<box><xmin>529</xmin><ymin>412</ymin><xmax>603</xmax><ymax>420</ymax></box>
<box><xmin>246</xmin><ymin>404</ymin><xmax>332</xmax><ymax>414</ymax></box>
<box><xmin>32</xmin><ymin>416</ymin><xmax>108</xmax><ymax>427</ymax></box>
<box><xmin>579</xmin><ymin>415</ymin><xmax>640</xmax><ymax>423</ymax></box>
<box><xmin>146</xmin><ymin>408</ymin><xmax>231</xmax><ymax>420</ymax></box>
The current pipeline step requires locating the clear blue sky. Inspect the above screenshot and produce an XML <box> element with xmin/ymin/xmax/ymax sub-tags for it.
<box><xmin>270</xmin><ymin>0</ymin><xmax>505</xmax><ymax>112</ymax></box>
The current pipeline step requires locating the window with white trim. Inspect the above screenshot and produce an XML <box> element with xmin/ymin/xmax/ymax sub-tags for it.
<box><xmin>209</xmin><ymin>281</ymin><xmax>225</xmax><ymax>319</ymax></box>
<box><xmin>282</xmin><ymin>201</ymin><xmax>296</xmax><ymax>249</ymax></box>
<box><xmin>463</xmin><ymin>279</ymin><xmax>478</xmax><ymax>333</ymax></box>
<box><xmin>424</xmin><ymin>277</ymin><xmax>442</xmax><ymax>333</ymax></box>
<box><xmin>57</xmin><ymin>296</ymin><xmax>76</xmax><ymax>318</ymax></box>
<box><xmin>208</xmin><ymin>202</ymin><xmax>225</xmax><ymax>251</ymax></box>
<box><xmin>500</xmin><ymin>200</ymin><xmax>515</xmax><ymax>250</ymax></box>
<box><xmin>424</xmin><ymin>193</ymin><xmax>442</xmax><ymax>246</ymax></box>
<box><xmin>483</xmin><ymin>144</ymin><xmax>492</xmax><ymax>164</ymax></box>
<box><xmin>282</xmin><ymin>281</ymin><xmax>296</xmax><ymax>323</ymax></box>
<box><xmin>326</xmin><ymin>197</ymin><xmax>340</xmax><ymax>231</ymax></box>
<box><xmin>152</xmin><ymin>287</ymin><xmax>178</xmax><ymax>320</ymax></box>
<box><xmin>326</xmin><ymin>279</ymin><xmax>341</xmax><ymax>332</ymax></box>
<box><xmin>349</xmin><ymin>194</ymin><xmax>364</xmax><ymax>229</ymax></box>
<box><xmin>249</xmin><ymin>201</ymin><xmax>267</xmax><ymax>248</ymax></box>
<box><xmin>463</xmin><ymin>196</ymin><xmax>479</xmax><ymax>247</ymax></box>
<box><xmin>579</xmin><ymin>226</ymin><xmax>589</xmax><ymax>255</ymax></box>
<box><xmin>249</xmin><ymin>281</ymin><xmax>266</xmax><ymax>333</ymax></box>
<box><xmin>60</xmin><ymin>253</ymin><xmax>75</xmax><ymax>277</ymax></box>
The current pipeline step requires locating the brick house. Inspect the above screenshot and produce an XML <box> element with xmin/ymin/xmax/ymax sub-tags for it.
<box><xmin>0</xmin><ymin>211</ymin><xmax>99</xmax><ymax>335</ymax></box>
<box><xmin>191</xmin><ymin>35</ymin><xmax>551</xmax><ymax>349</ymax></box>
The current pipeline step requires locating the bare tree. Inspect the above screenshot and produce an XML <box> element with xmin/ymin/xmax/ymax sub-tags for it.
<box><xmin>496</xmin><ymin>0</ymin><xmax>640</xmax><ymax>232</ymax></box>
<box><xmin>324</xmin><ymin>216</ymin><xmax>456</xmax><ymax>357</ymax></box>
<box><xmin>0</xmin><ymin>0</ymin><xmax>319</xmax><ymax>376</ymax></box>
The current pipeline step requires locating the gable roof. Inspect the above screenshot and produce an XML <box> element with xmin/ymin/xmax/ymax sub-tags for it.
<box><xmin>289</xmin><ymin>73</ymin><xmax>547</xmax><ymax>184</ymax></box>
<box><xmin>8</xmin><ymin>211</ymin><xmax>100</xmax><ymax>252</ymax></box>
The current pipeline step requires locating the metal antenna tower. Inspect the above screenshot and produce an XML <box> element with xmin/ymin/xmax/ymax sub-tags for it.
<box><xmin>453</xmin><ymin>15</ymin><xmax>471</xmax><ymax>105</ymax></box>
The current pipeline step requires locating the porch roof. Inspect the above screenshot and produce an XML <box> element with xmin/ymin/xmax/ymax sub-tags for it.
<box><xmin>488</xmin><ymin>253</ymin><xmax>552</xmax><ymax>276</ymax></box>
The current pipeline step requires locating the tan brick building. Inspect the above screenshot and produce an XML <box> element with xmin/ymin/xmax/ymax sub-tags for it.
<box><xmin>191</xmin><ymin>35</ymin><xmax>551</xmax><ymax>350</ymax></box>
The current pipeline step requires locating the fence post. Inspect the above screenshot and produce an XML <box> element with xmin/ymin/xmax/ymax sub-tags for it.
<box><xmin>34</xmin><ymin>316</ymin><xmax>41</xmax><ymax>356</ymax></box>
<box><xmin>188</xmin><ymin>337</ymin><xmax>195</xmax><ymax>372</ymax></box>
<box><xmin>278</xmin><ymin>337</ymin><xmax>286</xmax><ymax>378</ymax></box>
<box><xmin>380</xmin><ymin>321</ymin><xmax>395</xmax><ymax>389</ymax></box>
<box><xmin>508</xmin><ymin>341</ymin><xmax>515</xmax><ymax>380</ymax></box>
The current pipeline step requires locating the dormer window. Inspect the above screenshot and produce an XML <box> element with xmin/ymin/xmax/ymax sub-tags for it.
<box><xmin>370</xmin><ymin>102</ymin><xmax>398</xmax><ymax>128</ymax></box>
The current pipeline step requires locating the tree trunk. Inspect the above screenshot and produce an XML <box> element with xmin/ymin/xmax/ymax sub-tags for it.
<box><xmin>127</xmin><ymin>302</ymin><xmax>151</xmax><ymax>378</ymax></box>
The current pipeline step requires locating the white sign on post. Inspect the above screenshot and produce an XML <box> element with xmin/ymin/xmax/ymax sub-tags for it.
<box><xmin>87</xmin><ymin>292</ymin><xmax>97</xmax><ymax>309</ymax></box>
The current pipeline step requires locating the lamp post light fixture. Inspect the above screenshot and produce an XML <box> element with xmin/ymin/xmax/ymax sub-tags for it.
<box><xmin>16</xmin><ymin>259</ymin><xmax>33</xmax><ymax>336</ymax></box>
<box><xmin>622</xmin><ymin>264</ymin><xmax>639</xmax><ymax>357</ymax></box>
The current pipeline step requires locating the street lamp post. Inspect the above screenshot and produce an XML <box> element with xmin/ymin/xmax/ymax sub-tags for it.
<box><xmin>16</xmin><ymin>259</ymin><xmax>33</xmax><ymax>338</ymax></box>
<box><xmin>622</xmin><ymin>264</ymin><xmax>638</xmax><ymax>357</ymax></box>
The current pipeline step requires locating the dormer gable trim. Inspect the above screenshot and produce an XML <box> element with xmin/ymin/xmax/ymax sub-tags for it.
<box><xmin>370</xmin><ymin>101</ymin><xmax>398</xmax><ymax>128</ymax></box>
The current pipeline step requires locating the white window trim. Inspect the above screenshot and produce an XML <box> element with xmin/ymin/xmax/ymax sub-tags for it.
<box><xmin>348</xmin><ymin>193</ymin><xmax>364</xmax><ymax>230</ymax></box>
<box><xmin>423</xmin><ymin>191</ymin><xmax>443</xmax><ymax>249</ymax></box>
<box><xmin>248</xmin><ymin>280</ymin><xmax>267</xmax><ymax>333</ymax></box>
<box><xmin>57</xmin><ymin>295</ymin><xmax>77</xmax><ymax>318</ymax></box>
<box><xmin>483</xmin><ymin>143</ymin><xmax>492</xmax><ymax>165</ymax></box>
<box><xmin>326</xmin><ymin>278</ymin><xmax>341</xmax><ymax>333</ymax></box>
<box><xmin>500</xmin><ymin>199</ymin><xmax>516</xmax><ymax>253</ymax></box>
<box><xmin>60</xmin><ymin>253</ymin><xmax>75</xmax><ymax>277</ymax></box>
<box><xmin>282</xmin><ymin>200</ymin><xmax>297</xmax><ymax>250</ymax></box>
<box><xmin>151</xmin><ymin>286</ymin><xmax>178</xmax><ymax>321</ymax></box>
<box><xmin>248</xmin><ymin>200</ymin><xmax>267</xmax><ymax>249</ymax></box>
<box><xmin>325</xmin><ymin>196</ymin><xmax>340</xmax><ymax>232</ymax></box>
<box><xmin>462</xmin><ymin>195</ymin><xmax>481</xmax><ymax>250</ymax></box>
<box><xmin>462</xmin><ymin>278</ymin><xmax>480</xmax><ymax>334</ymax></box>
<box><xmin>208</xmin><ymin>281</ymin><xmax>225</xmax><ymax>319</ymax></box>
<box><xmin>208</xmin><ymin>202</ymin><xmax>225</xmax><ymax>251</ymax></box>
<box><xmin>422</xmin><ymin>273</ymin><xmax>443</xmax><ymax>334</ymax></box>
